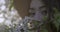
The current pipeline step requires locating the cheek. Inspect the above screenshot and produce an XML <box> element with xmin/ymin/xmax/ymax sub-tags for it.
<box><xmin>33</xmin><ymin>11</ymin><xmax>43</xmax><ymax>21</ymax></box>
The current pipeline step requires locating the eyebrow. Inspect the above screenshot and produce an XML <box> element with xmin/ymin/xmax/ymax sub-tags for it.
<box><xmin>39</xmin><ymin>6</ymin><xmax>46</xmax><ymax>9</ymax></box>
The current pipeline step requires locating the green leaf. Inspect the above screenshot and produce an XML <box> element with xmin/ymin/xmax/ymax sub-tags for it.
<box><xmin>9</xmin><ymin>0</ymin><xmax>14</xmax><ymax>11</ymax></box>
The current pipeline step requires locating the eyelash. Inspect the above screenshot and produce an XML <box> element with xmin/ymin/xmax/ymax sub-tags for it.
<box><xmin>41</xmin><ymin>10</ymin><xmax>47</xmax><ymax>15</ymax></box>
<box><xmin>30</xmin><ymin>8</ymin><xmax>35</xmax><ymax>10</ymax></box>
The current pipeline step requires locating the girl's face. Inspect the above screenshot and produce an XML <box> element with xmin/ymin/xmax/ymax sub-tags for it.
<box><xmin>29</xmin><ymin>0</ymin><xmax>47</xmax><ymax>21</ymax></box>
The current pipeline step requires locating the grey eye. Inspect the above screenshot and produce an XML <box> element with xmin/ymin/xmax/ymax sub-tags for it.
<box><xmin>29</xmin><ymin>8</ymin><xmax>35</xmax><ymax>14</ymax></box>
<box><xmin>41</xmin><ymin>10</ymin><xmax>47</xmax><ymax>15</ymax></box>
<box><xmin>30</xmin><ymin>8</ymin><xmax>35</xmax><ymax>10</ymax></box>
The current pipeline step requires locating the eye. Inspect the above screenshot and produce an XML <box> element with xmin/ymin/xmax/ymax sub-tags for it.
<box><xmin>41</xmin><ymin>10</ymin><xmax>47</xmax><ymax>15</ymax></box>
<box><xmin>29</xmin><ymin>8</ymin><xmax>35</xmax><ymax>13</ymax></box>
<box><xmin>29</xmin><ymin>8</ymin><xmax>35</xmax><ymax>15</ymax></box>
<box><xmin>30</xmin><ymin>8</ymin><xmax>35</xmax><ymax>10</ymax></box>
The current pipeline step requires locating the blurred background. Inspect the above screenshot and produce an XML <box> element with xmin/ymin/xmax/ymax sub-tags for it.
<box><xmin>0</xmin><ymin>0</ymin><xmax>60</xmax><ymax>32</ymax></box>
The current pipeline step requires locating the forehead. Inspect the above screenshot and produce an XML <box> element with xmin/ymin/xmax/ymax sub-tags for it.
<box><xmin>30</xmin><ymin>0</ymin><xmax>44</xmax><ymax>9</ymax></box>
